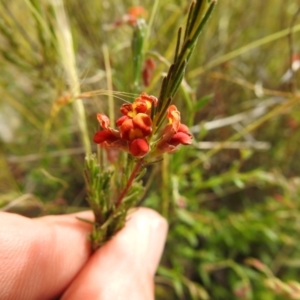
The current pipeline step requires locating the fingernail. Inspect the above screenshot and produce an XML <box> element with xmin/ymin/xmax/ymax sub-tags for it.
<box><xmin>129</xmin><ymin>208</ymin><xmax>168</xmax><ymax>275</ymax></box>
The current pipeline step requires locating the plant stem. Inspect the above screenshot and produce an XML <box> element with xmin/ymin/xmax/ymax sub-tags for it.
<box><xmin>116</xmin><ymin>159</ymin><xmax>143</xmax><ymax>207</ymax></box>
<box><xmin>144</xmin><ymin>0</ymin><xmax>159</xmax><ymax>52</ymax></box>
<box><xmin>51</xmin><ymin>0</ymin><xmax>91</xmax><ymax>155</ymax></box>
<box><xmin>154</xmin><ymin>0</ymin><xmax>216</xmax><ymax>128</ymax></box>
<box><xmin>102</xmin><ymin>44</ymin><xmax>114</xmax><ymax>125</ymax></box>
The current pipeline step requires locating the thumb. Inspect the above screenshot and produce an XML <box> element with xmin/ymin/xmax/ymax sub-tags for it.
<box><xmin>62</xmin><ymin>207</ymin><xmax>168</xmax><ymax>300</ymax></box>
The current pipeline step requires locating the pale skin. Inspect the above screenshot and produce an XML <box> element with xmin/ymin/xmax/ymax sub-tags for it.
<box><xmin>0</xmin><ymin>207</ymin><xmax>168</xmax><ymax>300</ymax></box>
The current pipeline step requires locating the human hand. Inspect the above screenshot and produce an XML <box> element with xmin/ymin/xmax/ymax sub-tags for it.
<box><xmin>0</xmin><ymin>207</ymin><xmax>168</xmax><ymax>300</ymax></box>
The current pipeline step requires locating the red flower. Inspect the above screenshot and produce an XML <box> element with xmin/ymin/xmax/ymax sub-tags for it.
<box><xmin>120</xmin><ymin>92</ymin><xmax>157</xmax><ymax>117</ymax></box>
<box><xmin>93</xmin><ymin>114</ymin><xmax>127</xmax><ymax>152</ymax></box>
<box><xmin>129</xmin><ymin>138</ymin><xmax>149</xmax><ymax>157</ymax></box>
<box><xmin>156</xmin><ymin>105</ymin><xmax>192</xmax><ymax>153</ymax></box>
<box><xmin>167</xmin><ymin>105</ymin><xmax>181</xmax><ymax>131</ymax></box>
<box><xmin>120</xmin><ymin>104</ymin><xmax>133</xmax><ymax>116</ymax></box>
<box><xmin>169</xmin><ymin>124</ymin><xmax>192</xmax><ymax>146</ymax></box>
<box><xmin>119</xmin><ymin>114</ymin><xmax>152</xmax><ymax>140</ymax></box>
<box><xmin>93</xmin><ymin>130</ymin><xmax>119</xmax><ymax>144</ymax></box>
<box><xmin>94</xmin><ymin>93</ymin><xmax>157</xmax><ymax>157</ymax></box>
<box><xmin>93</xmin><ymin>93</ymin><xmax>191</xmax><ymax>158</ymax></box>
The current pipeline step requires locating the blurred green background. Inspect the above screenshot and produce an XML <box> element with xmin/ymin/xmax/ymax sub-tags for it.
<box><xmin>1</xmin><ymin>0</ymin><xmax>300</xmax><ymax>299</ymax></box>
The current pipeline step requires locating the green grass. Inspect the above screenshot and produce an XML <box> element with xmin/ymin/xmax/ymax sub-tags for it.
<box><xmin>1</xmin><ymin>0</ymin><xmax>300</xmax><ymax>299</ymax></box>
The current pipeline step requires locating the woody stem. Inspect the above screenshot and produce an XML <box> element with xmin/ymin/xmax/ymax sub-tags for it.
<box><xmin>116</xmin><ymin>159</ymin><xmax>143</xmax><ymax>207</ymax></box>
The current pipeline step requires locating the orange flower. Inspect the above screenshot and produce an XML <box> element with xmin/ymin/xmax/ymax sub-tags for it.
<box><xmin>120</xmin><ymin>92</ymin><xmax>157</xmax><ymax>117</ymax></box>
<box><xmin>168</xmin><ymin>124</ymin><xmax>192</xmax><ymax>146</ymax></box>
<box><xmin>156</xmin><ymin>105</ymin><xmax>192</xmax><ymax>153</ymax></box>
<box><xmin>93</xmin><ymin>130</ymin><xmax>119</xmax><ymax>144</ymax></box>
<box><xmin>119</xmin><ymin>114</ymin><xmax>152</xmax><ymax>140</ymax></box>
<box><xmin>167</xmin><ymin>105</ymin><xmax>181</xmax><ymax>131</ymax></box>
<box><xmin>112</xmin><ymin>6</ymin><xmax>147</xmax><ymax>28</ymax></box>
<box><xmin>120</xmin><ymin>104</ymin><xmax>133</xmax><ymax>116</ymax></box>
<box><xmin>127</xmin><ymin>6</ymin><xmax>147</xmax><ymax>25</ymax></box>
<box><xmin>94</xmin><ymin>114</ymin><xmax>127</xmax><ymax>151</ymax></box>
<box><xmin>94</xmin><ymin>93</ymin><xmax>157</xmax><ymax>157</ymax></box>
<box><xmin>93</xmin><ymin>93</ymin><xmax>191</xmax><ymax>157</ymax></box>
<box><xmin>129</xmin><ymin>138</ymin><xmax>149</xmax><ymax>157</ymax></box>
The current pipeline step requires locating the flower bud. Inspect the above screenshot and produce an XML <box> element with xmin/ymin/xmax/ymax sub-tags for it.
<box><xmin>129</xmin><ymin>138</ymin><xmax>149</xmax><ymax>156</ymax></box>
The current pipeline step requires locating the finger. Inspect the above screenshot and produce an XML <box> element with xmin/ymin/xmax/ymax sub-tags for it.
<box><xmin>0</xmin><ymin>211</ymin><xmax>94</xmax><ymax>300</ymax></box>
<box><xmin>62</xmin><ymin>207</ymin><xmax>168</xmax><ymax>300</ymax></box>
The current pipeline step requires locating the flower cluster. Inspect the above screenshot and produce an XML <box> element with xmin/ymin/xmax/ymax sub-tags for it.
<box><xmin>93</xmin><ymin>93</ymin><xmax>192</xmax><ymax>157</ymax></box>
<box><xmin>156</xmin><ymin>105</ymin><xmax>193</xmax><ymax>153</ymax></box>
<box><xmin>113</xmin><ymin>6</ymin><xmax>147</xmax><ymax>27</ymax></box>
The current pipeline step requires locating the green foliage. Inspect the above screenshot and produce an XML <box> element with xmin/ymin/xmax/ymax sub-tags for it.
<box><xmin>84</xmin><ymin>154</ymin><xmax>144</xmax><ymax>250</ymax></box>
<box><xmin>1</xmin><ymin>0</ymin><xmax>300</xmax><ymax>299</ymax></box>
<box><xmin>132</xmin><ymin>19</ymin><xmax>147</xmax><ymax>90</ymax></box>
